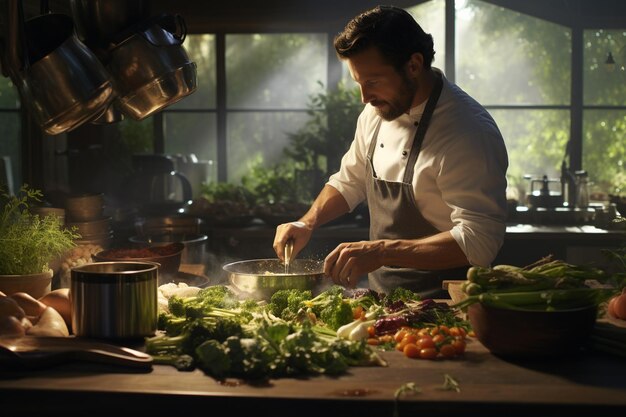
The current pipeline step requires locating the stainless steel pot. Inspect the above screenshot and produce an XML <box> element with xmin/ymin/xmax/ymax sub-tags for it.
<box><xmin>8</xmin><ymin>5</ymin><xmax>115</xmax><ymax>135</ymax></box>
<box><xmin>106</xmin><ymin>13</ymin><xmax>197</xmax><ymax>120</ymax></box>
<box><xmin>223</xmin><ymin>259</ymin><xmax>325</xmax><ymax>300</ymax></box>
<box><xmin>70</xmin><ymin>261</ymin><xmax>158</xmax><ymax>339</ymax></box>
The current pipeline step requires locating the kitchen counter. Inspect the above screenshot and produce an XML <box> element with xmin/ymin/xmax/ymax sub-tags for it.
<box><xmin>202</xmin><ymin>222</ymin><xmax>626</xmax><ymax>277</ymax></box>
<box><xmin>1</xmin><ymin>338</ymin><xmax>625</xmax><ymax>417</ymax></box>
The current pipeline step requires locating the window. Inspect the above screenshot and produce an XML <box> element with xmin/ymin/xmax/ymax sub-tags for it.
<box><xmin>583</xmin><ymin>29</ymin><xmax>626</xmax><ymax>195</ymax></box>
<box><xmin>455</xmin><ymin>0</ymin><xmax>572</xmax><ymax>199</ymax></box>
<box><xmin>0</xmin><ymin>77</ymin><xmax>21</xmax><ymax>193</ymax></box>
<box><xmin>3</xmin><ymin>2</ymin><xmax>623</xmax><ymax>204</ymax></box>
<box><xmin>159</xmin><ymin>33</ymin><xmax>328</xmax><ymax>184</ymax></box>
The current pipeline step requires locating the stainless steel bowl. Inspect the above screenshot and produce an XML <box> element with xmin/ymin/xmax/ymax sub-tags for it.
<box><xmin>223</xmin><ymin>258</ymin><xmax>325</xmax><ymax>301</ymax></box>
<box><xmin>70</xmin><ymin>261</ymin><xmax>158</xmax><ymax>339</ymax></box>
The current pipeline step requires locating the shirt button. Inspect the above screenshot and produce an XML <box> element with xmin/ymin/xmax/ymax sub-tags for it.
<box><xmin>402</xmin><ymin>150</ymin><xmax>408</xmax><ymax>157</ymax></box>
<box><xmin>414</xmin><ymin>121</ymin><xmax>419</xmax><ymax>126</ymax></box>
<box><xmin>380</xmin><ymin>143</ymin><xmax>384</xmax><ymax>148</ymax></box>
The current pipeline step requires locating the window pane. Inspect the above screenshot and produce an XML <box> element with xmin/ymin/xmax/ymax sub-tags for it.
<box><xmin>0</xmin><ymin>113</ymin><xmax>21</xmax><ymax>192</ymax></box>
<box><xmin>0</xmin><ymin>78</ymin><xmax>20</xmax><ymax>108</ymax></box>
<box><xmin>170</xmin><ymin>34</ymin><xmax>216</xmax><ymax>110</ymax></box>
<box><xmin>490</xmin><ymin>109</ymin><xmax>570</xmax><ymax>199</ymax></box>
<box><xmin>164</xmin><ymin>112</ymin><xmax>218</xmax><ymax>197</ymax></box>
<box><xmin>583</xmin><ymin>29</ymin><xmax>626</xmax><ymax>106</ymax></box>
<box><xmin>456</xmin><ymin>0</ymin><xmax>571</xmax><ymax>105</ymax></box>
<box><xmin>583</xmin><ymin>110</ymin><xmax>626</xmax><ymax>195</ymax></box>
<box><xmin>227</xmin><ymin>111</ymin><xmax>311</xmax><ymax>181</ymax></box>
<box><xmin>119</xmin><ymin>117</ymin><xmax>153</xmax><ymax>154</ymax></box>
<box><xmin>407</xmin><ymin>0</ymin><xmax>446</xmax><ymax>73</ymax></box>
<box><xmin>227</xmin><ymin>34</ymin><xmax>327</xmax><ymax>109</ymax></box>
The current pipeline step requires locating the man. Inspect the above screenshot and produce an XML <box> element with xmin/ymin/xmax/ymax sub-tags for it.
<box><xmin>273</xmin><ymin>5</ymin><xmax>508</xmax><ymax>298</ymax></box>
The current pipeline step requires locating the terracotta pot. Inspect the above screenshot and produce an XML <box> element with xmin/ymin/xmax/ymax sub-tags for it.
<box><xmin>0</xmin><ymin>269</ymin><xmax>53</xmax><ymax>299</ymax></box>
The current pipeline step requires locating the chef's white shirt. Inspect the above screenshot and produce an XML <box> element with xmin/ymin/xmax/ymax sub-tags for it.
<box><xmin>327</xmin><ymin>69</ymin><xmax>509</xmax><ymax>267</ymax></box>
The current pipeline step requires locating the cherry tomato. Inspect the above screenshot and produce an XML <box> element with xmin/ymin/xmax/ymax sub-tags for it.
<box><xmin>449</xmin><ymin>327</ymin><xmax>463</xmax><ymax>337</ymax></box>
<box><xmin>367</xmin><ymin>338</ymin><xmax>380</xmax><ymax>346</ymax></box>
<box><xmin>451</xmin><ymin>339</ymin><xmax>467</xmax><ymax>354</ymax></box>
<box><xmin>352</xmin><ymin>305</ymin><xmax>364</xmax><ymax>320</ymax></box>
<box><xmin>419</xmin><ymin>347</ymin><xmax>438</xmax><ymax>359</ymax></box>
<box><xmin>438</xmin><ymin>325</ymin><xmax>450</xmax><ymax>335</ymax></box>
<box><xmin>417</xmin><ymin>327</ymin><xmax>431</xmax><ymax>337</ymax></box>
<box><xmin>394</xmin><ymin>329</ymin><xmax>408</xmax><ymax>343</ymax></box>
<box><xmin>402</xmin><ymin>333</ymin><xmax>418</xmax><ymax>345</ymax></box>
<box><xmin>379</xmin><ymin>334</ymin><xmax>394</xmax><ymax>343</ymax></box>
<box><xmin>403</xmin><ymin>343</ymin><xmax>421</xmax><ymax>359</ymax></box>
<box><xmin>439</xmin><ymin>343</ymin><xmax>457</xmax><ymax>358</ymax></box>
<box><xmin>416</xmin><ymin>336</ymin><xmax>435</xmax><ymax>350</ymax></box>
<box><xmin>367</xmin><ymin>325</ymin><xmax>376</xmax><ymax>338</ymax></box>
<box><xmin>432</xmin><ymin>334</ymin><xmax>446</xmax><ymax>345</ymax></box>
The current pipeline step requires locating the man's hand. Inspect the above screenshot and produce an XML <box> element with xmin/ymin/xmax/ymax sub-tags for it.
<box><xmin>273</xmin><ymin>221</ymin><xmax>313</xmax><ymax>262</ymax></box>
<box><xmin>324</xmin><ymin>240</ymin><xmax>385</xmax><ymax>288</ymax></box>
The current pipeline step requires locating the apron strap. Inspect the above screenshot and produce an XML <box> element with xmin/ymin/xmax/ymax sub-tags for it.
<box><xmin>402</xmin><ymin>73</ymin><xmax>443</xmax><ymax>184</ymax></box>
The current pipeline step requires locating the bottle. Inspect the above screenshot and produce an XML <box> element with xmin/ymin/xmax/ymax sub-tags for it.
<box><xmin>575</xmin><ymin>170</ymin><xmax>589</xmax><ymax>209</ymax></box>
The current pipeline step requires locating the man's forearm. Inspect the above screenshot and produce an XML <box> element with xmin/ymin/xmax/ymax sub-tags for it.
<box><xmin>300</xmin><ymin>185</ymin><xmax>351</xmax><ymax>229</ymax></box>
<box><xmin>380</xmin><ymin>231</ymin><xmax>470</xmax><ymax>270</ymax></box>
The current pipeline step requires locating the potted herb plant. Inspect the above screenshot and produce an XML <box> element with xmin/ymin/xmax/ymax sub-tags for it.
<box><xmin>0</xmin><ymin>185</ymin><xmax>79</xmax><ymax>298</ymax></box>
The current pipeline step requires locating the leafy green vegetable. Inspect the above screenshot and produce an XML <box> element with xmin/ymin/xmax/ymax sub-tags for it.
<box><xmin>147</xmin><ymin>285</ymin><xmax>386</xmax><ymax>380</ymax></box>
<box><xmin>0</xmin><ymin>185</ymin><xmax>78</xmax><ymax>275</ymax></box>
<box><xmin>383</xmin><ymin>287</ymin><xmax>422</xmax><ymax>306</ymax></box>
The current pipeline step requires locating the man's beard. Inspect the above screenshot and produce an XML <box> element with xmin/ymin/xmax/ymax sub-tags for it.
<box><xmin>372</xmin><ymin>74</ymin><xmax>417</xmax><ymax>121</ymax></box>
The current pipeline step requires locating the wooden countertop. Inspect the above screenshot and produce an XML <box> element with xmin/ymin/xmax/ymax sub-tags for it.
<box><xmin>1</xmin><ymin>337</ymin><xmax>625</xmax><ymax>417</ymax></box>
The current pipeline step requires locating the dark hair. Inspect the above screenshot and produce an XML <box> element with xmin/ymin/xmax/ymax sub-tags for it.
<box><xmin>334</xmin><ymin>5</ymin><xmax>435</xmax><ymax>70</ymax></box>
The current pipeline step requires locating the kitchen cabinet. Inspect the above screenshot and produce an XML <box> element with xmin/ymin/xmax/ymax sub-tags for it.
<box><xmin>1</xmin><ymin>338</ymin><xmax>624</xmax><ymax>417</ymax></box>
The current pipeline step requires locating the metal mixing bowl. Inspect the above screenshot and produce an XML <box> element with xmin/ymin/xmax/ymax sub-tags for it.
<box><xmin>223</xmin><ymin>258</ymin><xmax>325</xmax><ymax>300</ymax></box>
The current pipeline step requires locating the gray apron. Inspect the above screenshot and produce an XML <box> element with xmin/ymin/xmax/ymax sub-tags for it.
<box><xmin>366</xmin><ymin>73</ymin><xmax>468</xmax><ymax>298</ymax></box>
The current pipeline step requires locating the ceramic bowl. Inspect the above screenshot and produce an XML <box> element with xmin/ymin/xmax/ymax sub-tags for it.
<box><xmin>93</xmin><ymin>242</ymin><xmax>184</xmax><ymax>285</ymax></box>
<box><xmin>468</xmin><ymin>302</ymin><xmax>598</xmax><ymax>358</ymax></box>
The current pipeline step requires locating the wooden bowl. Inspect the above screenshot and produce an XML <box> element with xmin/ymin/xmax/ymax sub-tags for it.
<box><xmin>468</xmin><ymin>302</ymin><xmax>598</xmax><ymax>358</ymax></box>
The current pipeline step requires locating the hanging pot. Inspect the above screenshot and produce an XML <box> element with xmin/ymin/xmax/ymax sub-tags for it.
<box><xmin>69</xmin><ymin>0</ymin><xmax>149</xmax><ymax>50</ymax></box>
<box><xmin>106</xmin><ymin>13</ymin><xmax>197</xmax><ymax>120</ymax></box>
<box><xmin>6</xmin><ymin>1</ymin><xmax>115</xmax><ymax>135</ymax></box>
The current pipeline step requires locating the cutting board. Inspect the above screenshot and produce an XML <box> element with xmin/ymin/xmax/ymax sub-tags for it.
<box><xmin>0</xmin><ymin>336</ymin><xmax>153</xmax><ymax>371</ymax></box>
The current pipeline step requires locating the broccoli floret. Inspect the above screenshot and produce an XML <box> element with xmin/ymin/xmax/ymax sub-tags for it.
<box><xmin>158</xmin><ymin>313</ymin><xmax>188</xmax><ymax>336</ymax></box>
<box><xmin>299</xmin><ymin>285</ymin><xmax>354</xmax><ymax>331</ymax></box>
<box><xmin>268</xmin><ymin>289</ymin><xmax>312</xmax><ymax>319</ymax></box>
<box><xmin>168</xmin><ymin>295</ymin><xmax>204</xmax><ymax>318</ymax></box>
<box><xmin>319</xmin><ymin>297</ymin><xmax>354</xmax><ymax>331</ymax></box>
<box><xmin>197</xmin><ymin>285</ymin><xmax>240</xmax><ymax>309</ymax></box>
<box><xmin>195</xmin><ymin>339</ymin><xmax>231</xmax><ymax>379</ymax></box>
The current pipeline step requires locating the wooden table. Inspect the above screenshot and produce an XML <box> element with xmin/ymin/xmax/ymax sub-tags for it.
<box><xmin>1</xmin><ymin>337</ymin><xmax>625</xmax><ymax>417</ymax></box>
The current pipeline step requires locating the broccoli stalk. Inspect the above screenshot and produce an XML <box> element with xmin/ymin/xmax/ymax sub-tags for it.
<box><xmin>151</xmin><ymin>354</ymin><xmax>196</xmax><ymax>372</ymax></box>
<box><xmin>145</xmin><ymin>316</ymin><xmax>245</xmax><ymax>357</ymax></box>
